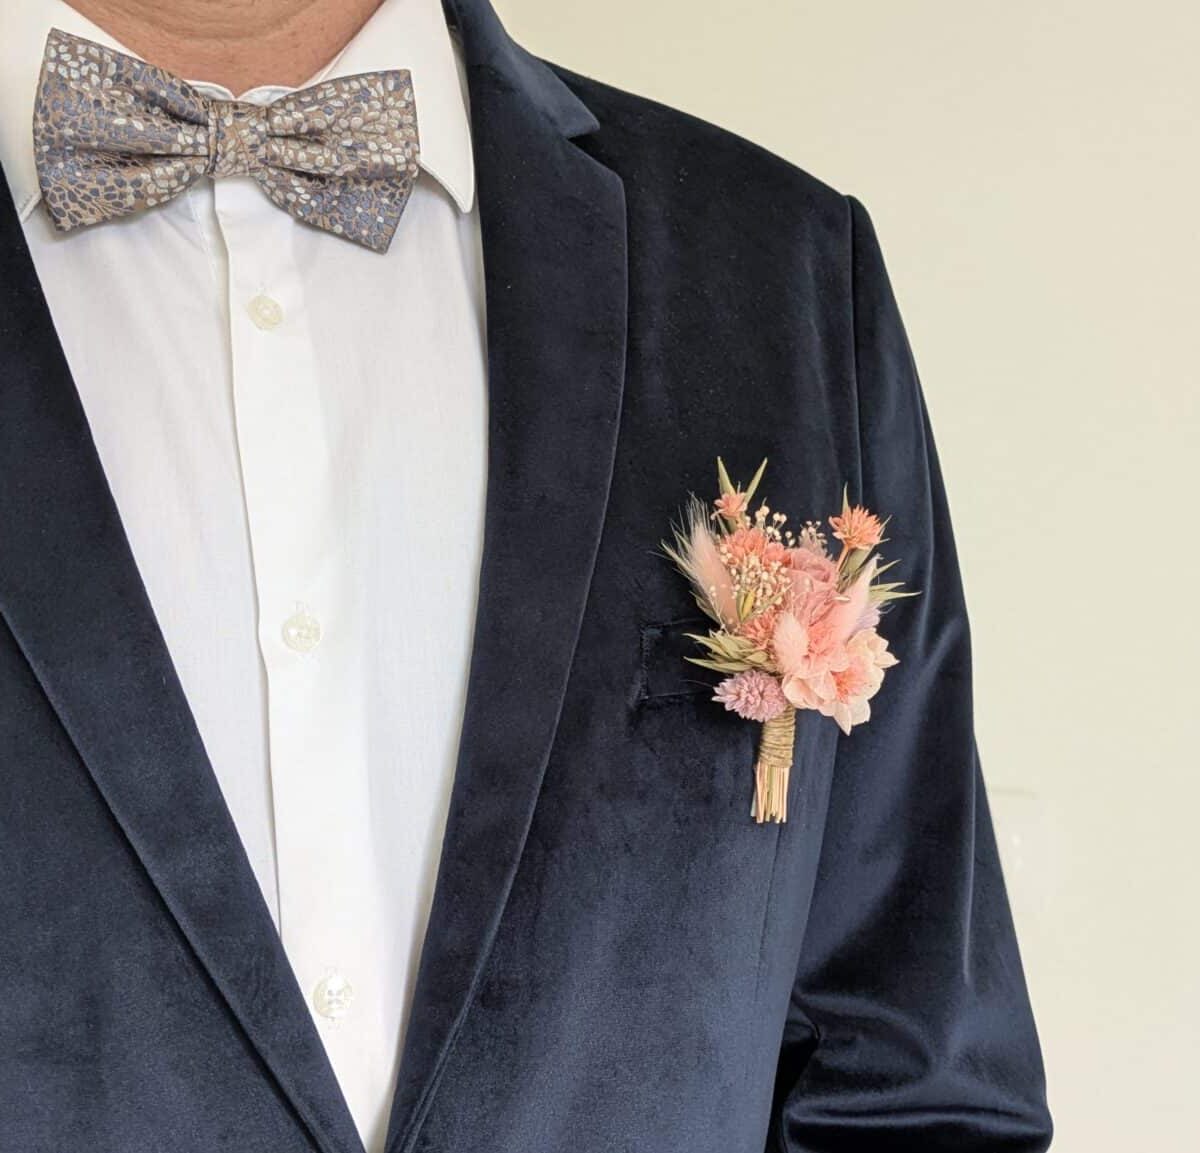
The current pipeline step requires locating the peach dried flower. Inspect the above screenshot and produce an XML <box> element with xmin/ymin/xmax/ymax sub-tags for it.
<box><xmin>829</xmin><ymin>504</ymin><xmax>885</xmax><ymax>551</ymax></box>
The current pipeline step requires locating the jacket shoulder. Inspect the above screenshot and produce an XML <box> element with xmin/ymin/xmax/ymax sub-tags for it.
<box><xmin>547</xmin><ymin>61</ymin><xmax>852</xmax><ymax>252</ymax></box>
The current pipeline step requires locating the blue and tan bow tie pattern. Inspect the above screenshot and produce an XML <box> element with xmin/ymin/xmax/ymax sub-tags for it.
<box><xmin>32</xmin><ymin>28</ymin><xmax>421</xmax><ymax>253</ymax></box>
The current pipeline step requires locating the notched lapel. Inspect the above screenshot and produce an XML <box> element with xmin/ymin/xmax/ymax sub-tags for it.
<box><xmin>0</xmin><ymin>198</ymin><xmax>364</xmax><ymax>1153</ymax></box>
<box><xmin>385</xmin><ymin>4</ymin><xmax>628</xmax><ymax>1150</ymax></box>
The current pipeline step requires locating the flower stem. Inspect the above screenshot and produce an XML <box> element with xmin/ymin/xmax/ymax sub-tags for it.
<box><xmin>753</xmin><ymin>705</ymin><xmax>796</xmax><ymax>823</ymax></box>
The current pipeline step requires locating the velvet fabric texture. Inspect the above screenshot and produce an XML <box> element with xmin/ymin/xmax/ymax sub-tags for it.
<box><xmin>0</xmin><ymin>1</ymin><xmax>1053</xmax><ymax>1150</ymax></box>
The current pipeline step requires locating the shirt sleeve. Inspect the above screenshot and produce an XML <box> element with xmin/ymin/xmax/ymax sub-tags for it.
<box><xmin>768</xmin><ymin>194</ymin><xmax>1053</xmax><ymax>1152</ymax></box>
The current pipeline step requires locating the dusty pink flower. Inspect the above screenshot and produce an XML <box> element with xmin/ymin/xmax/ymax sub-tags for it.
<box><xmin>780</xmin><ymin>627</ymin><xmax>899</xmax><ymax>735</ymax></box>
<box><xmin>770</xmin><ymin>609</ymin><xmax>844</xmax><ymax>690</ymax></box>
<box><xmin>771</xmin><ymin>556</ymin><xmax>893</xmax><ymax>728</ymax></box>
<box><xmin>714</xmin><ymin>491</ymin><xmax>749</xmax><ymax>519</ymax></box>
<box><xmin>712</xmin><ymin>669</ymin><xmax>788</xmax><ymax>722</ymax></box>
<box><xmin>788</xmin><ymin>544</ymin><xmax>836</xmax><ymax>579</ymax></box>
<box><xmin>770</xmin><ymin>556</ymin><xmax>871</xmax><ymax>681</ymax></box>
<box><xmin>786</xmin><ymin>547</ymin><xmax>839</xmax><ymax>607</ymax></box>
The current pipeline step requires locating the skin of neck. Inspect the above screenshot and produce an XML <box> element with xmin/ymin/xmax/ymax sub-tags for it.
<box><xmin>64</xmin><ymin>0</ymin><xmax>386</xmax><ymax>93</ymax></box>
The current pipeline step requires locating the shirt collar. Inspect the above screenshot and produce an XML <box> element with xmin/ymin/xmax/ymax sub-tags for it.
<box><xmin>0</xmin><ymin>0</ymin><xmax>476</xmax><ymax>223</ymax></box>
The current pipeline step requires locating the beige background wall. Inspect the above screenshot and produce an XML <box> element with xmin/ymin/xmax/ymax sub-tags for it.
<box><xmin>495</xmin><ymin>2</ymin><xmax>1200</xmax><ymax>1149</ymax></box>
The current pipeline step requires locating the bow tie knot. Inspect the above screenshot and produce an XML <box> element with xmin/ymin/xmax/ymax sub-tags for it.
<box><xmin>33</xmin><ymin>28</ymin><xmax>422</xmax><ymax>252</ymax></box>
<box><xmin>205</xmin><ymin>101</ymin><xmax>272</xmax><ymax>179</ymax></box>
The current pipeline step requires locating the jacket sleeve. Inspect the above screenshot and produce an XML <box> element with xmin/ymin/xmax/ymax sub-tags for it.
<box><xmin>769</xmin><ymin>195</ymin><xmax>1053</xmax><ymax>1152</ymax></box>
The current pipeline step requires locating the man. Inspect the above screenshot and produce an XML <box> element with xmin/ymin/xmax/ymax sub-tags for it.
<box><xmin>0</xmin><ymin>0</ymin><xmax>1053</xmax><ymax>1150</ymax></box>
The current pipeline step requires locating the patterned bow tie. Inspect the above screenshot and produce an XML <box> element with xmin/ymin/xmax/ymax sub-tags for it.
<box><xmin>32</xmin><ymin>28</ymin><xmax>421</xmax><ymax>253</ymax></box>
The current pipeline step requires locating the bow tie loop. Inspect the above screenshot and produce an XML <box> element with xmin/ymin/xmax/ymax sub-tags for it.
<box><xmin>33</xmin><ymin>27</ymin><xmax>422</xmax><ymax>253</ymax></box>
<box><xmin>205</xmin><ymin>101</ymin><xmax>271</xmax><ymax>178</ymax></box>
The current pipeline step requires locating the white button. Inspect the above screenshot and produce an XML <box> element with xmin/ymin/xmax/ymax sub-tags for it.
<box><xmin>247</xmin><ymin>293</ymin><xmax>284</xmax><ymax>330</ymax></box>
<box><xmin>282</xmin><ymin>605</ymin><xmax>322</xmax><ymax>653</ymax></box>
<box><xmin>312</xmin><ymin>970</ymin><xmax>354</xmax><ymax>1020</ymax></box>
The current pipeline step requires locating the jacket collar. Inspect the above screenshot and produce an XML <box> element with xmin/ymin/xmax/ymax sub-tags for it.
<box><xmin>0</xmin><ymin>3</ymin><xmax>624</xmax><ymax>1152</ymax></box>
<box><xmin>443</xmin><ymin>0</ymin><xmax>599</xmax><ymax>138</ymax></box>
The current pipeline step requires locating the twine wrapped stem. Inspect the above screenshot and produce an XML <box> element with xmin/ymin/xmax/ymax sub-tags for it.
<box><xmin>753</xmin><ymin>704</ymin><xmax>797</xmax><ymax>823</ymax></box>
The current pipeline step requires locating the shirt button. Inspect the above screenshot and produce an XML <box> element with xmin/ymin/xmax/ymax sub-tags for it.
<box><xmin>312</xmin><ymin>970</ymin><xmax>355</xmax><ymax>1020</ymax></box>
<box><xmin>247</xmin><ymin>293</ymin><xmax>284</xmax><ymax>330</ymax></box>
<box><xmin>282</xmin><ymin>605</ymin><xmax>322</xmax><ymax>653</ymax></box>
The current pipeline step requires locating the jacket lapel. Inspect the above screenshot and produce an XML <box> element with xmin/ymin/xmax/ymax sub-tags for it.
<box><xmin>384</xmin><ymin>3</ymin><xmax>627</xmax><ymax>1150</ymax></box>
<box><xmin>0</xmin><ymin>161</ymin><xmax>365</xmax><ymax>1153</ymax></box>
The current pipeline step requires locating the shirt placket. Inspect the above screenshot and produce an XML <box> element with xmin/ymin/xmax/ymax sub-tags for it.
<box><xmin>211</xmin><ymin>171</ymin><xmax>381</xmax><ymax>1113</ymax></box>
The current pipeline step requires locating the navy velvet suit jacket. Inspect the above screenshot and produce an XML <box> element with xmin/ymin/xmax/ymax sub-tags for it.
<box><xmin>0</xmin><ymin>1</ymin><xmax>1053</xmax><ymax>1150</ymax></box>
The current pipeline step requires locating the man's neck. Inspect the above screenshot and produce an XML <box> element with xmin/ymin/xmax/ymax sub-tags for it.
<box><xmin>64</xmin><ymin>0</ymin><xmax>385</xmax><ymax>93</ymax></box>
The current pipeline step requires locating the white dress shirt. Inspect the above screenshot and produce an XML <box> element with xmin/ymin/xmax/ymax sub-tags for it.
<box><xmin>0</xmin><ymin>1</ymin><xmax>487</xmax><ymax>1149</ymax></box>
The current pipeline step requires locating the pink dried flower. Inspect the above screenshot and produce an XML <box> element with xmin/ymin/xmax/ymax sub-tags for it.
<box><xmin>786</xmin><ymin>547</ymin><xmax>839</xmax><ymax>601</ymax></box>
<box><xmin>780</xmin><ymin>626</ymin><xmax>899</xmax><ymax>735</ymax></box>
<box><xmin>714</xmin><ymin>491</ymin><xmax>749</xmax><ymax>519</ymax></box>
<box><xmin>738</xmin><ymin>608</ymin><xmax>779</xmax><ymax>653</ymax></box>
<box><xmin>725</xmin><ymin>526</ymin><xmax>789</xmax><ymax>566</ymax></box>
<box><xmin>713</xmin><ymin>669</ymin><xmax>788</xmax><ymax>723</ymax></box>
<box><xmin>770</xmin><ymin>552</ymin><xmax>880</xmax><ymax>693</ymax></box>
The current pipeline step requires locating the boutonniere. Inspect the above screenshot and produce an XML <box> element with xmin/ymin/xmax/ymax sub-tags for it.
<box><xmin>662</xmin><ymin>458</ymin><xmax>919</xmax><ymax>823</ymax></box>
